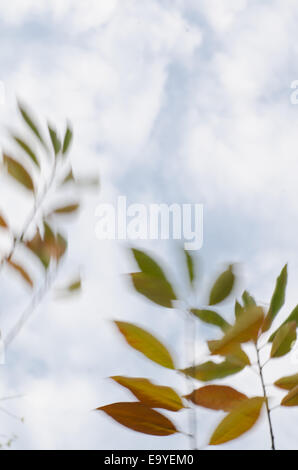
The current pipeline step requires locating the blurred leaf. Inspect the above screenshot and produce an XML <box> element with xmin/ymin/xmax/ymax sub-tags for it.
<box><xmin>275</xmin><ymin>374</ymin><xmax>298</xmax><ymax>391</ymax></box>
<box><xmin>115</xmin><ymin>321</ymin><xmax>175</xmax><ymax>369</ymax></box>
<box><xmin>18</xmin><ymin>102</ymin><xmax>46</xmax><ymax>149</ymax></box>
<box><xmin>263</xmin><ymin>264</ymin><xmax>288</xmax><ymax>332</ymax></box>
<box><xmin>25</xmin><ymin>229</ymin><xmax>51</xmax><ymax>269</ymax></box>
<box><xmin>97</xmin><ymin>402</ymin><xmax>178</xmax><ymax>436</ymax></box>
<box><xmin>281</xmin><ymin>385</ymin><xmax>298</xmax><ymax>407</ymax></box>
<box><xmin>181</xmin><ymin>359</ymin><xmax>244</xmax><ymax>382</ymax></box>
<box><xmin>209</xmin><ymin>265</ymin><xmax>235</xmax><ymax>306</ymax></box>
<box><xmin>0</xmin><ymin>214</ymin><xmax>8</xmax><ymax>229</ymax></box>
<box><xmin>61</xmin><ymin>169</ymin><xmax>74</xmax><ymax>185</ymax></box>
<box><xmin>185</xmin><ymin>385</ymin><xmax>247</xmax><ymax>411</ymax></box>
<box><xmin>62</xmin><ymin>125</ymin><xmax>73</xmax><ymax>155</ymax></box>
<box><xmin>25</xmin><ymin>227</ymin><xmax>67</xmax><ymax>269</ymax></box>
<box><xmin>111</xmin><ymin>376</ymin><xmax>183</xmax><ymax>412</ymax></box>
<box><xmin>3</xmin><ymin>154</ymin><xmax>34</xmax><ymax>192</ymax></box>
<box><xmin>234</xmin><ymin>300</ymin><xmax>244</xmax><ymax>319</ymax></box>
<box><xmin>269</xmin><ymin>304</ymin><xmax>298</xmax><ymax>342</ymax></box>
<box><xmin>48</xmin><ymin>125</ymin><xmax>61</xmax><ymax>156</ymax></box>
<box><xmin>52</xmin><ymin>203</ymin><xmax>80</xmax><ymax>215</ymax></box>
<box><xmin>55</xmin><ymin>233</ymin><xmax>67</xmax><ymax>261</ymax></box>
<box><xmin>225</xmin><ymin>345</ymin><xmax>251</xmax><ymax>367</ymax></box>
<box><xmin>242</xmin><ymin>291</ymin><xmax>256</xmax><ymax>307</ymax></box>
<box><xmin>132</xmin><ymin>249</ymin><xmax>166</xmax><ymax>280</ymax></box>
<box><xmin>209</xmin><ymin>397</ymin><xmax>265</xmax><ymax>445</ymax></box>
<box><xmin>270</xmin><ymin>321</ymin><xmax>296</xmax><ymax>358</ymax></box>
<box><xmin>184</xmin><ymin>249</ymin><xmax>195</xmax><ymax>285</ymax></box>
<box><xmin>208</xmin><ymin>306</ymin><xmax>264</xmax><ymax>356</ymax></box>
<box><xmin>7</xmin><ymin>259</ymin><xmax>33</xmax><ymax>288</ymax></box>
<box><xmin>12</xmin><ymin>135</ymin><xmax>40</xmax><ymax>168</ymax></box>
<box><xmin>191</xmin><ymin>309</ymin><xmax>230</xmax><ymax>332</ymax></box>
<box><xmin>130</xmin><ymin>272</ymin><xmax>176</xmax><ymax>308</ymax></box>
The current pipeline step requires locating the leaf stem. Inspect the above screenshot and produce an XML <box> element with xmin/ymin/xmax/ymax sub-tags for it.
<box><xmin>0</xmin><ymin>157</ymin><xmax>57</xmax><ymax>268</ymax></box>
<box><xmin>255</xmin><ymin>343</ymin><xmax>275</xmax><ymax>450</ymax></box>
<box><xmin>184</xmin><ymin>310</ymin><xmax>197</xmax><ymax>450</ymax></box>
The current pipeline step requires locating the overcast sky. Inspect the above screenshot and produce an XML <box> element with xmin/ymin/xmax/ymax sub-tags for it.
<box><xmin>0</xmin><ymin>0</ymin><xmax>298</xmax><ymax>450</ymax></box>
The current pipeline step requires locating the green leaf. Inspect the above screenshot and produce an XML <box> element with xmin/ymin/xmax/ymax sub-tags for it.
<box><xmin>97</xmin><ymin>402</ymin><xmax>178</xmax><ymax>436</ymax></box>
<box><xmin>18</xmin><ymin>102</ymin><xmax>46</xmax><ymax>149</ymax></box>
<box><xmin>12</xmin><ymin>135</ymin><xmax>40</xmax><ymax>168</ymax></box>
<box><xmin>48</xmin><ymin>125</ymin><xmax>61</xmax><ymax>156</ymax></box>
<box><xmin>111</xmin><ymin>376</ymin><xmax>184</xmax><ymax>411</ymax></box>
<box><xmin>263</xmin><ymin>264</ymin><xmax>288</xmax><ymax>332</ymax></box>
<box><xmin>269</xmin><ymin>304</ymin><xmax>298</xmax><ymax>342</ymax></box>
<box><xmin>181</xmin><ymin>359</ymin><xmax>244</xmax><ymax>382</ymax></box>
<box><xmin>185</xmin><ymin>385</ymin><xmax>247</xmax><ymax>411</ymax></box>
<box><xmin>234</xmin><ymin>300</ymin><xmax>244</xmax><ymax>319</ymax></box>
<box><xmin>184</xmin><ymin>250</ymin><xmax>195</xmax><ymax>284</ymax></box>
<box><xmin>242</xmin><ymin>291</ymin><xmax>256</xmax><ymax>307</ymax></box>
<box><xmin>209</xmin><ymin>265</ymin><xmax>235</xmax><ymax>306</ymax></box>
<box><xmin>270</xmin><ymin>321</ymin><xmax>296</xmax><ymax>358</ymax></box>
<box><xmin>62</xmin><ymin>125</ymin><xmax>73</xmax><ymax>155</ymax></box>
<box><xmin>274</xmin><ymin>374</ymin><xmax>298</xmax><ymax>391</ymax></box>
<box><xmin>130</xmin><ymin>272</ymin><xmax>177</xmax><ymax>308</ymax></box>
<box><xmin>208</xmin><ymin>306</ymin><xmax>264</xmax><ymax>357</ymax></box>
<box><xmin>191</xmin><ymin>309</ymin><xmax>230</xmax><ymax>332</ymax></box>
<box><xmin>209</xmin><ymin>397</ymin><xmax>265</xmax><ymax>445</ymax></box>
<box><xmin>132</xmin><ymin>249</ymin><xmax>166</xmax><ymax>280</ymax></box>
<box><xmin>115</xmin><ymin>321</ymin><xmax>175</xmax><ymax>369</ymax></box>
<box><xmin>281</xmin><ymin>385</ymin><xmax>298</xmax><ymax>407</ymax></box>
<box><xmin>3</xmin><ymin>154</ymin><xmax>34</xmax><ymax>192</ymax></box>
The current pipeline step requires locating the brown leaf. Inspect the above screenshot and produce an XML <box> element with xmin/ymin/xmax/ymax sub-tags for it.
<box><xmin>7</xmin><ymin>259</ymin><xmax>33</xmax><ymax>288</ymax></box>
<box><xmin>0</xmin><ymin>214</ymin><xmax>8</xmax><ymax>229</ymax></box>
<box><xmin>3</xmin><ymin>154</ymin><xmax>34</xmax><ymax>192</ymax></box>
<box><xmin>97</xmin><ymin>402</ymin><xmax>178</xmax><ymax>436</ymax></box>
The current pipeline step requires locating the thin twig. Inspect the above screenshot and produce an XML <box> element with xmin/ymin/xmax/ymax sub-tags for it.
<box><xmin>255</xmin><ymin>343</ymin><xmax>275</xmax><ymax>450</ymax></box>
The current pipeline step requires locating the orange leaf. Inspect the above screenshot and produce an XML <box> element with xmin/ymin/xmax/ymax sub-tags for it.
<box><xmin>185</xmin><ymin>385</ymin><xmax>247</xmax><ymax>411</ymax></box>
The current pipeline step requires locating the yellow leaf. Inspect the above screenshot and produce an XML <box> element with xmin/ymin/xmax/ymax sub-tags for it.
<box><xmin>111</xmin><ymin>376</ymin><xmax>184</xmax><ymax>412</ymax></box>
<box><xmin>281</xmin><ymin>385</ymin><xmax>298</xmax><ymax>407</ymax></box>
<box><xmin>209</xmin><ymin>397</ymin><xmax>265</xmax><ymax>445</ymax></box>
<box><xmin>208</xmin><ymin>306</ymin><xmax>264</xmax><ymax>356</ymax></box>
<box><xmin>115</xmin><ymin>321</ymin><xmax>175</xmax><ymax>369</ymax></box>
<box><xmin>97</xmin><ymin>402</ymin><xmax>178</xmax><ymax>436</ymax></box>
<box><xmin>274</xmin><ymin>373</ymin><xmax>298</xmax><ymax>391</ymax></box>
<box><xmin>185</xmin><ymin>385</ymin><xmax>247</xmax><ymax>411</ymax></box>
